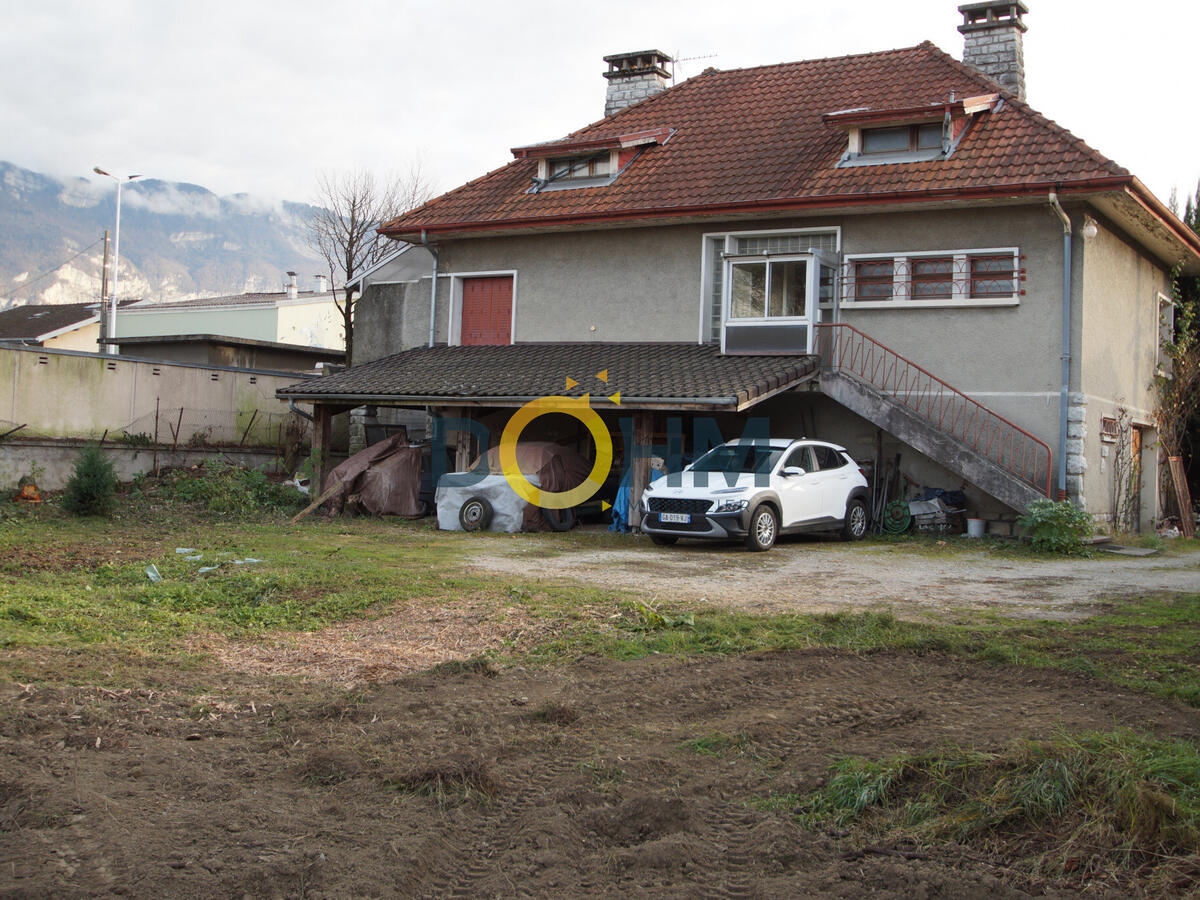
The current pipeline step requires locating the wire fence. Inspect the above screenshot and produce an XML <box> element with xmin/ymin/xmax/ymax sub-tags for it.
<box><xmin>113</xmin><ymin>406</ymin><xmax>310</xmax><ymax>452</ymax></box>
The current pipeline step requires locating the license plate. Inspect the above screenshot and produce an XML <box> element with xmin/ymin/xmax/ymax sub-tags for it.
<box><xmin>659</xmin><ymin>512</ymin><xmax>691</xmax><ymax>524</ymax></box>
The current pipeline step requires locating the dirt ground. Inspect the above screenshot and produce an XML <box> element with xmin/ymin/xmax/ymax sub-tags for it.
<box><xmin>4</xmin><ymin>649</ymin><xmax>1199</xmax><ymax>898</ymax></box>
<box><xmin>2</xmin><ymin>536</ymin><xmax>1199</xmax><ymax>897</ymax></box>
<box><xmin>469</xmin><ymin>534</ymin><xmax>1200</xmax><ymax>621</ymax></box>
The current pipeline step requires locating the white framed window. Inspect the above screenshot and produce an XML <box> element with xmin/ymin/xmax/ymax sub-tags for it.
<box><xmin>861</xmin><ymin>123</ymin><xmax>943</xmax><ymax>155</ymax></box>
<box><xmin>547</xmin><ymin>154</ymin><xmax>612</xmax><ymax>179</ymax></box>
<box><xmin>842</xmin><ymin>248</ymin><xmax>1023</xmax><ymax>308</ymax></box>
<box><xmin>698</xmin><ymin>227</ymin><xmax>840</xmax><ymax>344</ymax></box>
<box><xmin>532</xmin><ymin>152</ymin><xmax>619</xmax><ymax>191</ymax></box>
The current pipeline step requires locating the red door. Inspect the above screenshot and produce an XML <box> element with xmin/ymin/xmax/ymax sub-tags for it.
<box><xmin>460</xmin><ymin>276</ymin><xmax>513</xmax><ymax>345</ymax></box>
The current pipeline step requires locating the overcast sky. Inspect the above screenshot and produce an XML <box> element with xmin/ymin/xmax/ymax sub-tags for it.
<box><xmin>2</xmin><ymin>0</ymin><xmax>1197</xmax><ymax>211</ymax></box>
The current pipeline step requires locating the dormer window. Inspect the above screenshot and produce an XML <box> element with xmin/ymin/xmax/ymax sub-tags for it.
<box><xmin>824</xmin><ymin>94</ymin><xmax>999</xmax><ymax>167</ymax></box>
<box><xmin>512</xmin><ymin>126</ymin><xmax>674</xmax><ymax>193</ymax></box>
<box><xmin>862</xmin><ymin>123</ymin><xmax>943</xmax><ymax>155</ymax></box>
<box><xmin>548</xmin><ymin>153</ymin><xmax>612</xmax><ymax>180</ymax></box>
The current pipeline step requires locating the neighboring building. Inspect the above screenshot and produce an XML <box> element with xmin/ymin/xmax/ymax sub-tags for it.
<box><xmin>0</xmin><ymin>300</ymin><xmax>138</xmax><ymax>353</ymax></box>
<box><xmin>281</xmin><ymin>2</ymin><xmax>1200</xmax><ymax>532</ymax></box>
<box><xmin>115</xmin><ymin>273</ymin><xmax>344</xmax><ymax>352</ymax></box>
<box><xmin>108</xmin><ymin>334</ymin><xmax>344</xmax><ymax>373</ymax></box>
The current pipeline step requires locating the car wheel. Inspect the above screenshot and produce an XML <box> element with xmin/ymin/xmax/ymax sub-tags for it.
<box><xmin>744</xmin><ymin>505</ymin><xmax>778</xmax><ymax>552</ymax></box>
<box><xmin>841</xmin><ymin>498</ymin><xmax>868</xmax><ymax>541</ymax></box>
<box><xmin>459</xmin><ymin>496</ymin><xmax>493</xmax><ymax>531</ymax></box>
<box><xmin>416</xmin><ymin>499</ymin><xmax>431</xmax><ymax>518</ymax></box>
<box><xmin>650</xmin><ymin>534</ymin><xmax>678</xmax><ymax>547</ymax></box>
<box><xmin>542</xmin><ymin>506</ymin><xmax>576</xmax><ymax>532</ymax></box>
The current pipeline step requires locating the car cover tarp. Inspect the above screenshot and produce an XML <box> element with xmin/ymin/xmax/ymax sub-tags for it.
<box><xmin>470</xmin><ymin>441</ymin><xmax>593</xmax><ymax>532</ymax></box>
<box><xmin>323</xmin><ymin>432</ymin><xmax>423</xmax><ymax>517</ymax></box>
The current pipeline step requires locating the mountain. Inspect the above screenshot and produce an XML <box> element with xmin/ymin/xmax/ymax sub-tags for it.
<box><xmin>0</xmin><ymin>161</ymin><xmax>327</xmax><ymax>308</ymax></box>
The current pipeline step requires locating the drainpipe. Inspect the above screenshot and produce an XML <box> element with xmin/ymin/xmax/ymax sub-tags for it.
<box><xmin>1048</xmin><ymin>192</ymin><xmax>1072</xmax><ymax>501</ymax></box>
<box><xmin>421</xmin><ymin>230</ymin><xmax>440</xmax><ymax>348</ymax></box>
<box><xmin>288</xmin><ymin>399</ymin><xmax>314</xmax><ymax>422</ymax></box>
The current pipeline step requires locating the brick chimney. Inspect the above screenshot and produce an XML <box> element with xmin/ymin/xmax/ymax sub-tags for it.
<box><xmin>603</xmin><ymin>50</ymin><xmax>672</xmax><ymax>117</ymax></box>
<box><xmin>286</xmin><ymin>271</ymin><xmax>298</xmax><ymax>300</ymax></box>
<box><xmin>314</xmin><ymin>274</ymin><xmax>328</xmax><ymax>294</ymax></box>
<box><xmin>958</xmin><ymin>2</ymin><xmax>1028</xmax><ymax>100</ymax></box>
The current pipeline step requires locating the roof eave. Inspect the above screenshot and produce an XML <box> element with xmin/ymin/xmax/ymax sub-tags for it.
<box><xmin>381</xmin><ymin>177</ymin><xmax>1138</xmax><ymax>242</ymax></box>
<box><xmin>274</xmin><ymin>389</ymin><xmax>742</xmax><ymax>410</ymax></box>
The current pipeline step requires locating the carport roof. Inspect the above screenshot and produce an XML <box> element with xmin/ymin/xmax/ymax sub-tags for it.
<box><xmin>276</xmin><ymin>342</ymin><xmax>818</xmax><ymax>411</ymax></box>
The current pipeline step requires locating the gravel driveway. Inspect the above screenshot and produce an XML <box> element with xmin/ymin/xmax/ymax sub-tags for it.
<box><xmin>468</xmin><ymin>534</ymin><xmax>1200</xmax><ymax>620</ymax></box>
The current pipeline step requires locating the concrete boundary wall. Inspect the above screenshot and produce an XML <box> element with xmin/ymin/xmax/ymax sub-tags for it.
<box><xmin>0</xmin><ymin>440</ymin><xmax>288</xmax><ymax>492</ymax></box>
<box><xmin>0</xmin><ymin>346</ymin><xmax>313</xmax><ymax>447</ymax></box>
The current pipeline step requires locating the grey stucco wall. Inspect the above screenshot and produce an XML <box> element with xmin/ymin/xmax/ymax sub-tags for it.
<box><xmin>354</xmin><ymin>281</ymin><xmax>435</xmax><ymax>364</ymax></box>
<box><xmin>432</xmin><ymin>204</ymin><xmax>1079</xmax><ymax>441</ymax></box>
<box><xmin>838</xmin><ymin>204</ymin><xmax>1069</xmax><ymax>444</ymax></box>
<box><xmin>435</xmin><ymin>226</ymin><xmax>704</xmax><ymax>343</ymax></box>
<box><xmin>1076</xmin><ymin>220</ymin><xmax>1170</xmax><ymax>529</ymax></box>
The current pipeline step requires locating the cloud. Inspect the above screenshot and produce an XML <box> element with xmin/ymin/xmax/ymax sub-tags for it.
<box><xmin>224</xmin><ymin>192</ymin><xmax>284</xmax><ymax>217</ymax></box>
<box><xmin>123</xmin><ymin>183</ymin><xmax>221</xmax><ymax>218</ymax></box>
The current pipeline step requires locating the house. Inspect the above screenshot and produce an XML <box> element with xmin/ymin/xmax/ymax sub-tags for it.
<box><xmin>0</xmin><ymin>300</ymin><xmax>139</xmax><ymax>353</ymax></box>
<box><xmin>113</xmin><ymin>273</ymin><xmax>344</xmax><ymax>355</ymax></box>
<box><xmin>108</xmin><ymin>334</ymin><xmax>344</xmax><ymax>373</ymax></box>
<box><xmin>279</xmin><ymin>2</ymin><xmax>1200</xmax><ymax>533</ymax></box>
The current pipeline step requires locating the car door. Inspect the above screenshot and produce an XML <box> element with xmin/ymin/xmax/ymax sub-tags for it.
<box><xmin>776</xmin><ymin>445</ymin><xmax>821</xmax><ymax>526</ymax></box>
<box><xmin>812</xmin><ymin>444</ymin><xmax>853</xmax><ymax>519</ymax></box>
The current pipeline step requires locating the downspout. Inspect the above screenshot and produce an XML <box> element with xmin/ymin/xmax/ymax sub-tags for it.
<box><xmin>1048</xmin><ymin>192</ymin><xmax>1072</xmax><ymax>501</ymax></box>
<box><xmin>421</xmin><ymin>230</ymin><xmax>440</xmax><ymax>348</ymax></box>
<box><xmin>288</xmin><ymin>399</ymin><xmax>314</xmax><ymax>422</ymax></box>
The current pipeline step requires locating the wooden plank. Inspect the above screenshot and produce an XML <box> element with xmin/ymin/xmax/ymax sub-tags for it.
<box><xmin>1168</xmin><ymin>456</ymin><xmax>1194</xmax><ymax>538</ymax></box>
<box><xmin>288</xmin><ymin>481</ymin><xmax>346</xmax><ymax>525</ymax></box>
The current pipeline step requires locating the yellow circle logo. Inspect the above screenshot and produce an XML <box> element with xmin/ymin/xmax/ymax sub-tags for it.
<box><xmin>499</xmin><ymin>395</ymin><xmax>613</xmax><ymax>509</ymax></box>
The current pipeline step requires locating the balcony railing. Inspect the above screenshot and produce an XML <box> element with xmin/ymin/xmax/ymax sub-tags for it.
<box><xmin>815</xmin><ymin>323</ymin><xmax>1052</xmax><ymax>498</ymax></box>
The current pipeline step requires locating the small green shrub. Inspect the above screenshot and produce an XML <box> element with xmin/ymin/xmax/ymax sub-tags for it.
<box><xmin>1017</xmin><ymin>499</ymin><xmax>1092</xmax><ymax>554</ymax></box>
<box><xmin>62</xmin><ymin>445</ymin><xmax>118</xmax><ymax>517</ymax></box>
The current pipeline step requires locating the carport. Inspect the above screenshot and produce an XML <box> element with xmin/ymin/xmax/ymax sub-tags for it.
<box><xmin>276</xmin><ymin>343</ymin><xmax>819</xmax><ymax>528</ymax></box>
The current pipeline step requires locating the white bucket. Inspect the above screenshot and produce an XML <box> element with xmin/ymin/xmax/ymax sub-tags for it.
<box><xmin>966</xmin><ymin>518</ymin><xmax>986</xmax><ymax>539</ymax></box>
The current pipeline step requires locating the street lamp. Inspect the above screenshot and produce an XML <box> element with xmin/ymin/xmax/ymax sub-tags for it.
<box><xmin>93</xmin><ymin>167</ymin><xmax>141</xmax><ymax>354</ymax></box>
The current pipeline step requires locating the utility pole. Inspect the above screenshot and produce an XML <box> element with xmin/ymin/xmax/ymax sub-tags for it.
<box><xmin>98</xmin><ymin>229</ymin><xmax>111</xmax><ymax>349</ymax></box>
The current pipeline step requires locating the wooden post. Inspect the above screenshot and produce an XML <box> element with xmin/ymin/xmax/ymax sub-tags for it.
<box><xmin>628</xmin><ymin>411</ymin><xmax>653</xmax><ymax>531</ymax></box>
<box><xmin>455</xmin><ymin>408</ymin><xmax>475</xmax><ymax>472</ymax></box>
<box><xmin>152</xmin><ymin>397</ymin><xmax>160</xmax><ymax>476</ymax></box>
<box><xmin>313</xmin><ymin>404</ymin><xmax>334</xmax><ymax>493</ymax></box>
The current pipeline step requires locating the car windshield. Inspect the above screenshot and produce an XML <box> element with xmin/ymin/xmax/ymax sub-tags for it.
<box><xmin>691</xmin><ymin>444</ymin><xmax>783</xmax><ymax>475</ymax></box>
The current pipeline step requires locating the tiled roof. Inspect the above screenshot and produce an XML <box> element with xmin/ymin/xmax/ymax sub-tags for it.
<box><xmin>382</xmin><ymin>42</ymin><xmax>1127</xmax><ymax>237</ymax></box>
<box><xmin>276</xmin><ymin>343</ymin><xmax>818</xmax><ymax>410</ymax></box>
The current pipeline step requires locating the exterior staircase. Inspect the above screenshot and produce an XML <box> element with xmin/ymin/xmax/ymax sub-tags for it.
<box><xmin>815</xmin><ymin>324</ymin><xmax>1051</xmax><ymax>512</ymax></box>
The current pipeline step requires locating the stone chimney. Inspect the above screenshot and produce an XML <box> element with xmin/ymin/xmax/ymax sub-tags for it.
<box><xmin>958</xmin><ymin>2</ymin><xmax>1028</xmax><ymax>100</ymax></box>
<box><xmin>603</xmin><ymin>50</ymin><xmax>673</xmax><ymax>117</ymax></box>
<box><xmin>314</xmin><ymin>274</ymin><xmax>328</xmax><ymax>294</ymax></box>
<box><xmin>286</xmin><ymin>271</ymin><xmax>298</xmax><ymax>299</ymax></box>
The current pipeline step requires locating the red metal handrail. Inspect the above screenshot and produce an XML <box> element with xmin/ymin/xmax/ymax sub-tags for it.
<box><xmin>815</xmin><ymin>323</ymin><xmax>1052</xmax><ymax>498</ymax></box>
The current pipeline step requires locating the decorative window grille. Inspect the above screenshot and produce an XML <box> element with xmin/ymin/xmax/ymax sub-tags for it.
<box><xmin>843</xmin><ymin>250</ymin><xmax>1024</xmax><ymax>303</ymax></box>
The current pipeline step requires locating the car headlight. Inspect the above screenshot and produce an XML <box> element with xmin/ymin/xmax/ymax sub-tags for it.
<box><xmin>713</xmin><ymin>498</ymin><xmax>749</xmax><ymax>513</ymax></box>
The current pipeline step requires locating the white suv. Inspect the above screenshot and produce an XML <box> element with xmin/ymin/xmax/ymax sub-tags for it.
<box><xmin>640</xmin><ymin>439</ymin><xmax>870</xmax><ymax>551</ymax></box>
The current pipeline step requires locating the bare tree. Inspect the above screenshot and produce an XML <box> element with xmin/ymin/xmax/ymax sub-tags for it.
<box><xmin>308</xmin><ymin>164</ymin><xmax>434</xmax><ymax>364</ymax></box>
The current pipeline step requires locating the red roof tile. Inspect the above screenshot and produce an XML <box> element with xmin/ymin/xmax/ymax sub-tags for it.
<box><xmin>382</xmin><ymin>42</ymin><xmax>1128</xmax><ymax>238</ymax></box>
